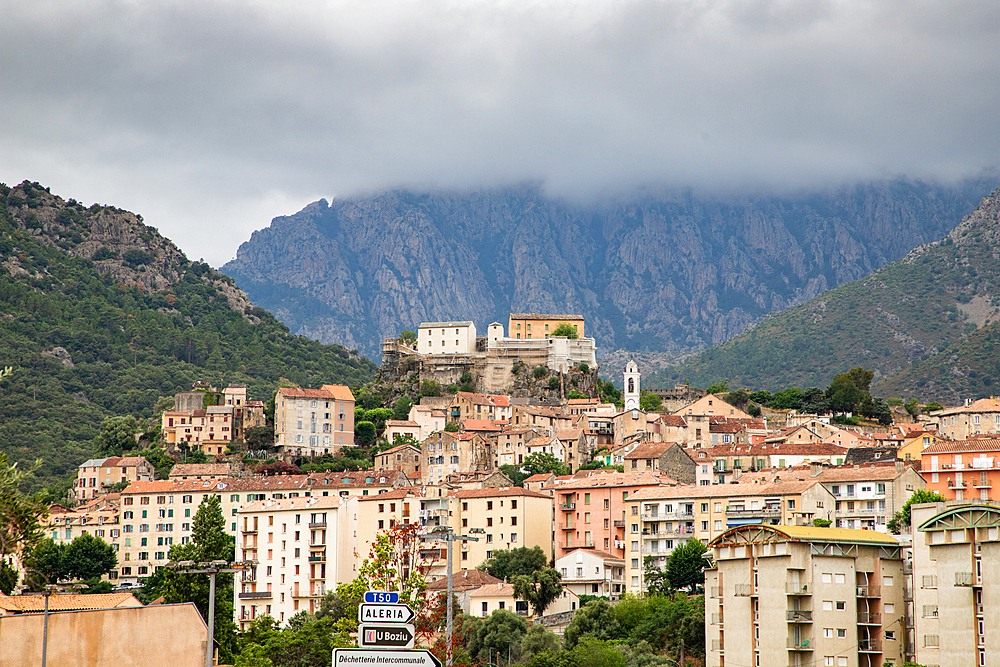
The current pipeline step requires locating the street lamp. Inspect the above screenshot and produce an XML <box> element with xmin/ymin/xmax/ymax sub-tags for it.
<box><xmin>167</xmin><ymin>559</ymin><xmax>256</xmax><ymax>667</ymax></box>
<box><xmin>38</xmin><ymin>581</ymin><xmax>88</xmax><ymax>667</ymax></box>
<box><xmin>426</xmin><ymin>526</ymin><xmax>481</xmax><ymax>667</ymax></box>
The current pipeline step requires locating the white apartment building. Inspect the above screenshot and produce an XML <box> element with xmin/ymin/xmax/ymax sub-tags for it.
<box><xmin>235</xmin><ymin>496</ymin><xmax>354</xmax><ymax>628</ymax></box>
<box><xmin>417</xmin><ymin>321</ymin><xmax>478</xmax><ymax>355</ymax></box>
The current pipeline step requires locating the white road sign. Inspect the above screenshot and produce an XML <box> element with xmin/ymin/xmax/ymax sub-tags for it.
<box><xmin>358</xmin><ymin>603</ymin><xmax>416</xmax><ymax>624</ymax></box>
<box><xmin>333</xmin><ymin>649</ymin><xmax>441</xmax><ymax>667</ymax></box>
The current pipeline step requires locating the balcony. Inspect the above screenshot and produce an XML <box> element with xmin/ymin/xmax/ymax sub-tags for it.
<box><xmin>858</xmin><ymin>639</ymin><xmax>882</xmax><ymax>653</ymax></box>
<box><xmin>856</xmin><ymin>585</ymin><xmax>880</xmax><ymax>597</ymax></box>
<box><xmin>242</xmin><ymin>526</ymin><xmax>258</xmax><ymax>534</ymax></box>
<box><xmin>734</xmin><ymin>584</ymin><xmax>752</xmax><ymax>597</ymax></box>
<box><xmin>710</xmin><ymin>613</ymin><xmax>723</xmax><ymax>625</ymax></box>
<box><xmin>786</xmin><ymin>638</ymin><xmax>813</xmax><ymax>650</ymax></box>
<box><xmin>561</xmin><ymin>502</ymin><xmax>576</xmax><ymax>511</ymax></box>
<box><xmin>955</xmin><ymin>571</ymin><xmax>975</xmax><ymax>586</ymax></box>
<box><xmin>308</xmin><ymin>552</ymin><xmax>326</xmax><ymax>562</ymax></box>
<box><xmin>308</xmin><ymin>521</ymin><xmax>327</xmax><ymax>529</ymax></box>
<box><xmin>973</xmin><ymin>481</ymin><xmax>992</xmax><ymax>489</ymax></box>
<box><xmin>725</xmin><ymin>506</ymin><xmax>781</xmax><ymax>517</ymax></box>
<box><xmin>857</xmin><ymin>612</ymin><xmax>881</xmax><ymax>625</ymax></box>
<box><xmin>711</xmin><ymin>640</ymin><xmax>724</xmax><ymax>651</ymax></box>
<box><xmin>786</xmin><ymin>582</ymin><xmax>812</xmax><ymax>595</ymax></box>
<box><xmin>641</xmin><ymin>511</ymin><xmax>661</xmax><ymax>520</ymax></box>
<box><xmin>310</xmin><ymin>538</ymin><xmax>326</xmax><ymax>547</ymax></box>
<box><xmin>786</xmin><ymin>610</ymin><xmax>812</xmax><ymax>623</ymax></box>
<box><xmin>239</xmin><ymin>591</ymin><xmax>272</xmax><ymax>600</ymax></box>
<box><xmin>613</xmin><ymin>520</ymin><xmax>625</xmax><ymax>528</ymax></box>
<box><xmin>709</xmin><ymin>587</ymin><xmax>723</xmax><ymax>598</ymax></box>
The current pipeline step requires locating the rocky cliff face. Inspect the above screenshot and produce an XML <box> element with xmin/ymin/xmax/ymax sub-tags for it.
<box><xmin>5</xmin><ymin>181</ymin><xmax>254</xmax><ymax>317</ymax></box>
<box><xmin>222</xmin><ymin>178</ymin><xmax>997</xmax><ymax>360</ymax></box>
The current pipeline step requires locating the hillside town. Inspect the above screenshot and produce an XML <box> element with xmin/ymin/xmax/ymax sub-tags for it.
<box><xmin>5</xmin><ymin>314</ymin><xmax>1000</xmax><ymax>667</ymax></box>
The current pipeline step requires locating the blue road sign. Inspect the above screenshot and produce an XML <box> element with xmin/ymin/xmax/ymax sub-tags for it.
<box><xmin>364</xmin><ymin>591</ymin><xmax>400</xmax><ymax>604</ymax></box>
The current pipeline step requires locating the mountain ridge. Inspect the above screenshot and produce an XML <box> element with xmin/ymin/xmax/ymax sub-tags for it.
<box><xmin>646</xmin><ymin>185</ymin><xmax>1000</xmax><ymax>400</ymax></box>
<box><xmin>222</xmin><ymin>177</ymin><xmax>998</xmax><ymax>361</ymax></box>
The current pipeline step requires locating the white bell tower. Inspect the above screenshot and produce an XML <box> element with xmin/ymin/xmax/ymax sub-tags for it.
<box><xmin>623</xmin><ymin>359</ymin><xmax>640</xmax><ymax>411</ymax></box>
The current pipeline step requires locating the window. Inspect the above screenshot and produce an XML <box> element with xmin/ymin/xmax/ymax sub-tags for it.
<box><xmin>837</xmin><ymin>628</ymin><xmax>846</xmax><ymax>638</ymax></box>
<box><xmin>823</xmin><ymin>628</ymin><xmax>833</xmax><ymax>638</ymax></box>
<box><xmin>835</xmin><ymin>601</ymin><xmax>846</xmax><ymax>610</ymax></box>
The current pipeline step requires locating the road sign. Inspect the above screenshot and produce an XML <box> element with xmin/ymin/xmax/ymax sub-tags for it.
<box><xmin>364</xmin><ymin>591</ymin><xmax>400</xmax><ymax>604</ymax></box>
<box><xmin>358</xmin><ymin>603</ymin><xmax>415</xmax><ymax>624</ymax></box>
<box><xmin>333</xmin><ymin>649</ymin><xmax>441</xmax><ymax>667</ymax></box>
<box><xmin>359</xmin><ymin>623</ymin><xmax>416</xmax><ymax>649</ymax></box>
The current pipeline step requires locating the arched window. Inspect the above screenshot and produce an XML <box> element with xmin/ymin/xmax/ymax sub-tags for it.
<box><xmin>628</xmin><ymin>378</ymin><xmax>634</xmax><ymax>393</ymax></box>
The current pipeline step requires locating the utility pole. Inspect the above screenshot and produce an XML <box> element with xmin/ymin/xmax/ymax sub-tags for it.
<box><xmin>427</xmin><ymin>526</ymin><xmax>481</xmax><ymax>667</ymax></box>
<box><xmin>167</xmin><ymin>559</ymin><xmax>256</xmax><ymax>667</ymax></box>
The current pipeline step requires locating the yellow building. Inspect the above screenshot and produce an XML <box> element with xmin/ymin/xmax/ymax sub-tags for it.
<box><xmin>508</xmin><ymin>313</ymin><xmax>585</xmax><ymax>340</ymax></box>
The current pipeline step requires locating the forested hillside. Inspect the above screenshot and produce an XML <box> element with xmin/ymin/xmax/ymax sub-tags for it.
<box><xmin>0</xmin><ymin>181</ymin><xmax>376</xmax><ymax>493</ymax></box>
<box><xmin>648</xmin><ymin>186</ymin><xmax>1000</xmax><ymax>401</ymax></box>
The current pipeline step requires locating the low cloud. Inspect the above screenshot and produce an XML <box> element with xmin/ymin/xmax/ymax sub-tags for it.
<box><xmin>1</xmin><ymin>0</ymin><xmax>998</xmax><ymax>265</ymax></box>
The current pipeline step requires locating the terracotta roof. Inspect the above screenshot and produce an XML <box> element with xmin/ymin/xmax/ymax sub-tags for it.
<box><xmin>427</xmin><ymin>570</ymin><xmax>501</xmax><ymax>590</ymax></box>
<box><xmin>380</xmin><ymin>443</ymin><xmax>420</xmax><ymax>455</ymax></box>
<box><xmin>560</xmin><ymin>548</ymin><xmax>624</xmax><ymax>563</ymax></box>
<box><xmin>543</xmin><ymin>470</ymin><xmax>665</xmax><ymax>490</ymax></box>
<box><xmin>936</xmin><ymin>397</ymin><xmax>1000</xmax><ymax>415</ymax></box>
<box><xmin>321</xmin><ymin>384</ymin><xmax>356</xmax><ymax>402</ymax></box>
<box><xmin>921</xmin><ymin>438</ymin><xmax>1000</xmax><ymax>454</ymax></box>
<box><xmin>169</xmin><ymin>463</ymin><xmax>231</xmax><ymax>477</ymax></box>
<box><xmin>555</xmin><ymin>428</ymin><xmax>584</xmax><ymax>440</ymax></box>
<box><xmin>660</xmin><ymin>415</ymin><xmax>687</xmax><ymax>427</ymax></box>
<box><xmin>468</xmin><ymin>583</ymin><xmax>515</xmax><ymax>597</ymax></box>
<box><xmin>117</xmin><ymin>457</ymin><xmax>151</xmax><ymax>467</ymax></box>
<box><xmin>462</xmin><ymin>419</ymin><xmax>502</xmax><ymax>431</ymax></box>
<box><xmin>524</xmin><ymin>473</ymin><xmax>555</xmax><ymax>482</ymax></box>
<box><xmin>357</xmin><ymin>488</ymin><xmax>421</xmax><ymax>502</ymax></box>
<box><xmin>456</xmin><ymin>392</ymin><xmax>511</xmax><ymax>407</ymax></box>
<box><xmin>0</xmin><ymin>592</ymin><xmax>142</xmax><ymax>612</ymax></box>
<box><xmin>509</xmin><ymin>313</ymin><xmax>583</xmax><ymax>320</ymax></box>
<box><xmin>624</xmin><ymin>442</ymin><xmax>672</xmax><ymax>459</ymax></box>
<box><xmin>278</xmin><ymin>387</ymin><xmax>340</xmax><ymax>400</ymax></box>
<box><xmin>239</xmin><ymin>495</ymin><xmax>346</xmax><ymax>512</ymax></box>
<box><xmin>385</xmin><ymin>420</ymin><xmax>420</xmax><ymax>427</ymax></box>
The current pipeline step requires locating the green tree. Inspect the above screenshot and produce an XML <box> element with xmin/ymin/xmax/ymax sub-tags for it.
<box><xmin>705</xmin><ymin>381</ymin><xmax>729</xmax><ymax>394</ymax></box>
<box><xmin>23</xmin><ymin>538</ymin><xmax>69</xmax><ymax>586</ymax></box>
<box><xmin>666</xmin><ymin>539</ymin><xmax>708</xmax><ymax>593</ymax></box>
<box><xmin>523</xmin><ymin>452</ymin><xmax>570</xmax><ymax>476</ymax></box>
<box><xmin>563</xmin><ymin>598</ymin><xmax>621</xmax><ymax>648</ymax></box>
<box><xmin>520</xmin><ymin>623</ymin><xmax>560</xmax><ymax>656</ymax></box>
<box><xmin>420</xmin><ymin>380</ymin><xmax>441</xmax><ymax>397</ymax></box>
<box><xmin>477</xmin><ymin>546</ymin><xmax>547</xmax><ymax>581</ymax></box>
<box><xmin>639</xmin><ymin>391</ymin><xmax>662</xmax><ymax>412</ymax></box>
<box><xmin>244</xmin><ymin>425</ymin><xmax>275</xmax><ymax>449</ymax></box>
<box><xmin>723</xmin><ymin>388</ymin><xmax>749</xmax><ymax>410</ymax></box>
<box><xmin>393</xmin><ymin>396</ymin><xmax>414</xmax><ymax>421</ymax></box>
<box><xmin>566</xmin><ymin>637</ymin><xmax>625</xmax><ymax>667</ymax></box>
<box><xmin>94</xmin><ymin>415</ymin><xmax>139</xmax><ymax>456</ymax></box>
<box><xmin>499</xmin><ymin>464</ymin><xmax>529</xmax><ymax>487</ymax></box>
<box><xmin>154</xmin><ymin>495</ymin><xmax>238</xmax><ymax>661</ymax></box>
<box><xmin>0</xmin><ymin>454</ymin><xmax>46</xmax><ymax>568</ymax></box>
<box><xmin>512</xmin><ymin>566</ymin><xmax>563</xmax><ymax>616</ymax></box>
<box><xmin>551</xmin><ymin>322</ymin><xmax>579</xmax><ymax>339</ymax></box>
<box><xmin>0</xmin><ymin>558</ymin><xmax>18</xmax><ymax>594</ymax></box>
<box><xmin>355</xmin><ymin>421</ymin><xmax>377</xmax><ymax>446</ymax></box>
<box><xmin>888</xmin><ymin>490</ymin><xmax>946</xmax><ymax>534</ymax></box>
<box><xmin>444</xmin><ymin>421</ymin><xmax>460</xmax><ymax>433</ymax></box>
<box><xmin>468</xmin><ymin>609</ymin><xmax>527</xmax><ymax>662</ymax></box>
<box><xmin>63</xmin><ymin>533</ymin><xmax>117</xmax><ymax>580</ymax></box>
<box><xmin>826</xmin><ymin>367</ymin><xmax>874</xmax><ymax>414</ymax></box>
<box><xmin>642</xmin><ymin>555</ymin><xmax>671</xmax><ymax>595</ymax></box>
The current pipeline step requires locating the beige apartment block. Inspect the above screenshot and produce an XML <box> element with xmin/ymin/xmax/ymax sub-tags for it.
<box><xmin>161</xmin><ymin>405</ymin><xmax>237</xmax><ymax>454</ymax></box>
<box><xmin>705</xmin><ymin>525</ymin><xmax>904</xmax><ymax>667</ymax></box>
<box><xmin>274</xmin><ymin>384</ymin><xmax>355</xmax><ymax>456</ymax></box>
<box><xmin>236</xmin><ymin>496</ymin><xmax>352</xmax><ymax>628</ymax></box>
<box><xmin>45</xmin><ymin>499</ymin><xmax>121</xmax><ymax>555</ymax></box>
<box><xmin>451</xmin><ymin>487</ymin><xmax>553</xmax><ymax>571</ymax></box>
<box><xmin>625</xmin><ymin>478</ymin><xmax>836</xmax><ymax>594</ymax></box>
<box><xmin>934</xmin><ymin>397</ymin><xmax>1000</xmax><ymax>440</ymax></box>
<box><xmin>909</xmin><ymin>502</ymin><xmax>1000</xmax><ymax>667</ymax></box>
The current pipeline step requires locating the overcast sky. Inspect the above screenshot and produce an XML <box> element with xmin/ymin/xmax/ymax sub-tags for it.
<box><xmin>2</xmin><ymin>0</ymin><xmax>999</xmax><ymax>266</ymax></box>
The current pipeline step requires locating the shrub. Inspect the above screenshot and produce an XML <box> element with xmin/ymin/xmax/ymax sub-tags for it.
<box><xmin>547</xmin><ymin>376</ymin><xmax>559</xmax><ymax>390</ymax></box>
<box><xmin>533</xmin><ymin>366</ymin><xmax>547</xmax><ymax>379</ymax></box>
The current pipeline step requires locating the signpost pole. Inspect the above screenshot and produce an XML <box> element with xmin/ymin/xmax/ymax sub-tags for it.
<box><xmin>446</xmin><ymin>534</ymin><xmax>453</xmax><ymax>667</ymax></box>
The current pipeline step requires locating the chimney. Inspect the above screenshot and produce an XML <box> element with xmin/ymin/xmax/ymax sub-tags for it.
<box><xmin>896</xmin><ymin>460</ymin><xmax>904</xmax><ymax>473</ymax></box>
<box><xmin>810</xmin><ymin>462</ymin><xmax>822</xmax><ymax>477</ymax></box>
